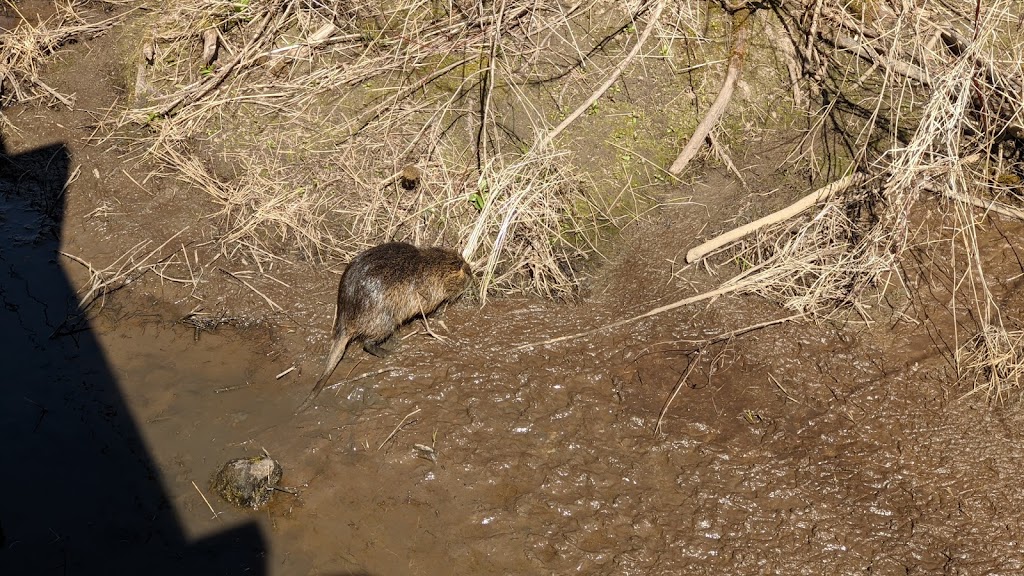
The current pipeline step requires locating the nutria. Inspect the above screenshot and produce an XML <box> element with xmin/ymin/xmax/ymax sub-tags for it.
<box><xmin>297</xmin><ymin>242</ymin><xmax>471</xmax><ymax>411</ymax></box>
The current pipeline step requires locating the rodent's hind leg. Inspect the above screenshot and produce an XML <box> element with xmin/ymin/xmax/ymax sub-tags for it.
<box><xmin>363</xmin><ymin>338</ymin><xmax>393</xmax><ymax>358</ymax></box>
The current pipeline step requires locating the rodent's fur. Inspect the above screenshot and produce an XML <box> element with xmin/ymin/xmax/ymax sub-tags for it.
<box><xmin>297</xmin><ymin>242</ymin><xmax>471</xmax><ymax>411</ymax></box>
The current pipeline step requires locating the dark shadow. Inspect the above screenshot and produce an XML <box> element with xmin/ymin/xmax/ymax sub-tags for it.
<box><xmin>0</xmin><ymin>134</ymin><xmax>266</xmax><ymax>574</ymax></box>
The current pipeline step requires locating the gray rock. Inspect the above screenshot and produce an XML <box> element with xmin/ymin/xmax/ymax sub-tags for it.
<box><xmin>211</xmin><ymin>456</ymin><xmax>283</xmax><ymax>510</ymax></box>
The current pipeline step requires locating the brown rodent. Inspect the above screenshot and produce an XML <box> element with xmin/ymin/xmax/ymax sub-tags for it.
<box><xmin>297</xmin><ymin>242</ymin><xmax>471</xmax><ymax>411</ymax></box>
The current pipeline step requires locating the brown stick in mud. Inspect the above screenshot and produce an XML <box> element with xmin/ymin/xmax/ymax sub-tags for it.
<box><xmin>515</xmin><ymin>274</ymin><xmax>760</xmax><ymax>350</ymax></box>
<box><xmin>669</xmin><ymin>11</ymin><xmax>753</xmax><ymax>175</ymax></box>
<box><xmin>655</xmin><ymin>349</ymin><xmax>701</xmax><ymax>435</ymax></box>
<box><xmin>684</xmin><ymin>172</ymin><xmax>864</xmax><ymax>263</ymax></box>
<box><xmin>378</xmin><ymin>407</ymin><xmax>421</xmax><ymax>451</ymax></box>
<box><xmin>654</xmin><ymin>313</ymin><xmax>803</xmax><ymax>433</ymax></box>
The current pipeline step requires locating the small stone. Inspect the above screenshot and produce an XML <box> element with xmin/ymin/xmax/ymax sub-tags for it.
<box><xmin>399</xmin><ymin>164</ymin><xmax>421</xmax><ymax>190</ymax></box>
<box><xmin>211</xmin><ymin>456</ymin><xmax>283</xmax><ymax>510</ymax></box>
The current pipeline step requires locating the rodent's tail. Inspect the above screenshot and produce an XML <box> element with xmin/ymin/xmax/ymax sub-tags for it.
<box><xmin>295</xmin><ymin>335</ymin><xmax>349</xmax><ymax>413</ymax></box>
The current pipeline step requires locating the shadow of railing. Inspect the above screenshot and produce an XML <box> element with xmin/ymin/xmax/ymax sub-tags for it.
<box><xmin>0</xmin><ymin>135</ymin><xmax>266</xmax><ymax>574</ymax></box>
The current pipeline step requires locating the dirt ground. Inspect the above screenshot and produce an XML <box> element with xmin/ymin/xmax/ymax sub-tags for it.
<box><xmin>5</xmin><ymin>4</ymin><xmax>1024</xmax><ymax>576</ymax></box>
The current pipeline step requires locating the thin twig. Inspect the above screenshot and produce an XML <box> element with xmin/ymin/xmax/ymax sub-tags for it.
<box><xmin>607</xmin><ymin>140</ymin><xmax>683</xmax><ymax>182</ymax></box>
<box><xmin>269</xmin><ymin>21</ymin><xmax>337</xmax><ymax>72</ymax></box>
<box><xmin>537</xmin><ymin>0</ymin><xmax>666</xmax><ymax>148</ymax></box>
<box><xmin>378</xmin><ymin>407</ymin><xmax>421</xmax><ymax>451</ymax></box>
<box><xmin>152</xmin><ymin>0</ymin><xmax>284</xmax><ymax>117</ymax></box>
<box><xmin>325</xmin><ymin>367</ymin><xmax>398</xmax><ymax>392</ymax></box>
<box><xmin>709</xmin><ymin>132</ymin><xmax>747</xmax><ymax>189</ymax></box>
<box><xmin>704</xmin><ymin>313</ymin><xmax>805</xmax><ymax>346</ymax></box>
<box><xmin>191</xmin><ymin>480</ymin><xmax>220</xmax><ymax>521</ymax></box>
<box><xmin>217</xmin><ymin>268</ymin><xmax>284</xmax><ymax>312</ymax></box>
<box><xmin>350</xmin><ymin>55</ymin><xmax>475</xmax><ymax>136</ymax></box>
<box><xmin>768</xmin><ymin>373</ymin><xmax>801</xmax><ymax>404</ymax></box>
<box><xmin>654</xmin><ymin>314</ymin><xmax>802</xmax><ymax>433</ymax></box>
<box><xmin>515</xmin><ymin>271</ymin><xmax>762</xmax><ymax>350</ymax></box>
<box><xmin>655</xmin><ymin>349</ymin><xmax>701</xmax><ymax>435</ymax></box>
<box><xmin>932</xmin><ymin>185</ymin><xmax>1024</xmax><ymax>221</ymax></box>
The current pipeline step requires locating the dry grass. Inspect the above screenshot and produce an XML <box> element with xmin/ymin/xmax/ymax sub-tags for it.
<box><xmin>108</xmin><ymin>0</ymin><xmax>668</xmax><ymax>300</ymax></box>
<box><xmin>713</xmin><ymin>0</ymin><xmax>1024</xmax><ymax>399</ymax></box>
<box><xmin>10</xmin><ymin>0</ymin><xmax>1024</xmax><ymax>398</ymax></box>
<box><xmin>59</xmin><ymin>226</ymin><xmax>193</xmax><ymax>310</ymax></box>
<box><xmin>0</xmin><ymin>1</ymin><xmax>130</xmax><ymax>109</ymax></box>
<box><xmin>463</xmin><ymin>147</ymin><xmax>608</xmax><ymax>300</ymax></box>
<box><xmin>958</xmin><ymin>326</ymin><xmax>1024</xmax><ymax>402</ymax></box>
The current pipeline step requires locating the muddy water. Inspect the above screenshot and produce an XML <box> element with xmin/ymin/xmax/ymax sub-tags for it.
<box><xmin>5</xmin><ymin>127</ymin><xmax>1024</xmax><ymax>574</ymax></box>
<box><xmin>6</xmin><ymin>131</ymin><xmax>1024</xmax><ymax>576</ymax></box>
<box><xmin>26</xmin><ymin>238</ymin><xmax>1024</xmax><ymax>575</ymax></box>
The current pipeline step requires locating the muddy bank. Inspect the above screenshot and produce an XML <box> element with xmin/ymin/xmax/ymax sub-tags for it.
<box><xmin>6</xmin><ymin>100</ymin><xmax>1024</xmax><ymax>573</ymax></box>
<box><xmin>33</xmin><ymin>227</ymin><xmax>1024</xmax><ymax>576</ymax></box>
<box><xmin>5</xmin><ymin>3</ymin><xmax>1024</xmax><ymax>575</ymax></box>
<box><xmin>9</xmin><ymin>136</ymin><xmax>1024</xmax><ymax>574</ymax></box>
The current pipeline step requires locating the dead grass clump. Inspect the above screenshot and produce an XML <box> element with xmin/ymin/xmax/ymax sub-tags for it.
<box><xmin>957</xmin><ymin>326</ymin><xmax>1024</xmax><ymax>402</ymax></box>
<box><xmin>705</xmin><ymin>0</ymin><xmax>1024</xmax><ymax>397</ymax></box>
<box><xmin>0</xmin><ymin>1</ymin><xmax>128</xmax><ymax>110</ymax></box>
<box><xmin>463</xmin><ymin>148</ymin><xmax>606</xmax><ymax>300</ymax></box>
<box><xmin>59</xmin><ymin>226</ymin><xmax>192</xmax><ymax>310</ymax></box>
<box><xmin>113</xmin><ymin>0</ymin><xmax>663</xmax><ymax>300</ymax></box>
<box><xmin>152</xmin><ymin>143</ymin><xmax>343</xmax><ymax>265</ymax></box>
<box><xmin>728</xmin><ymin>42</ymin><xmax>984</xmax><ymax>315</ymax></box>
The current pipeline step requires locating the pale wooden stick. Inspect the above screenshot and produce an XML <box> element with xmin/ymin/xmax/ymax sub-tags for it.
<box><xmin>669</xmin><ymin>12</ymin><xmax>753</xmax><ymax>175</ymax></box>
<box><xmin>29</xmin><ymin>75</ymin><xmax>74</xmax><ymax>108</ymax></box>
<box><xmin>537</xmin><ymin>0</ymin><xmax>666</xmax><ymax>149</ymax></box>
<box><xmin>832</xmin><ymin>32</ymin><xmax>929</xmax><ymax>85</ymax></box>
<box><xmin>269</xmin><ymin>22</ymin><xmax>337</xmax><ymax>73</ymax></box>
<box><xmin>378</xmin><ymin>407</ymin><xmax>421</xmax><ymax>451</ymax></box>
<box><xmin>191</xmin><ymin>480</ymin><xmax>220</xmax><ymax>520</ymax></box>
<box><xmin>935</xmin><ymin>187</ymin><xmax>1024</xmax><ymax>222</ymax></box>
<box><xmin>685</xmin><ymin>172</ymin><xmax>863</xmax><ymax>263</ymax></box>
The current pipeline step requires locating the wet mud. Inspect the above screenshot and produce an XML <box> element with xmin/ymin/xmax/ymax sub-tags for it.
<box><xmin>9</xmin><ymin>154</ymin><xmax>1024</xmax><ymax>574</ymax></box>
<box><xmin>5</xmin><ymin>13</ymin><xmax>1024</xmax><ymax>576</ymax></box>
